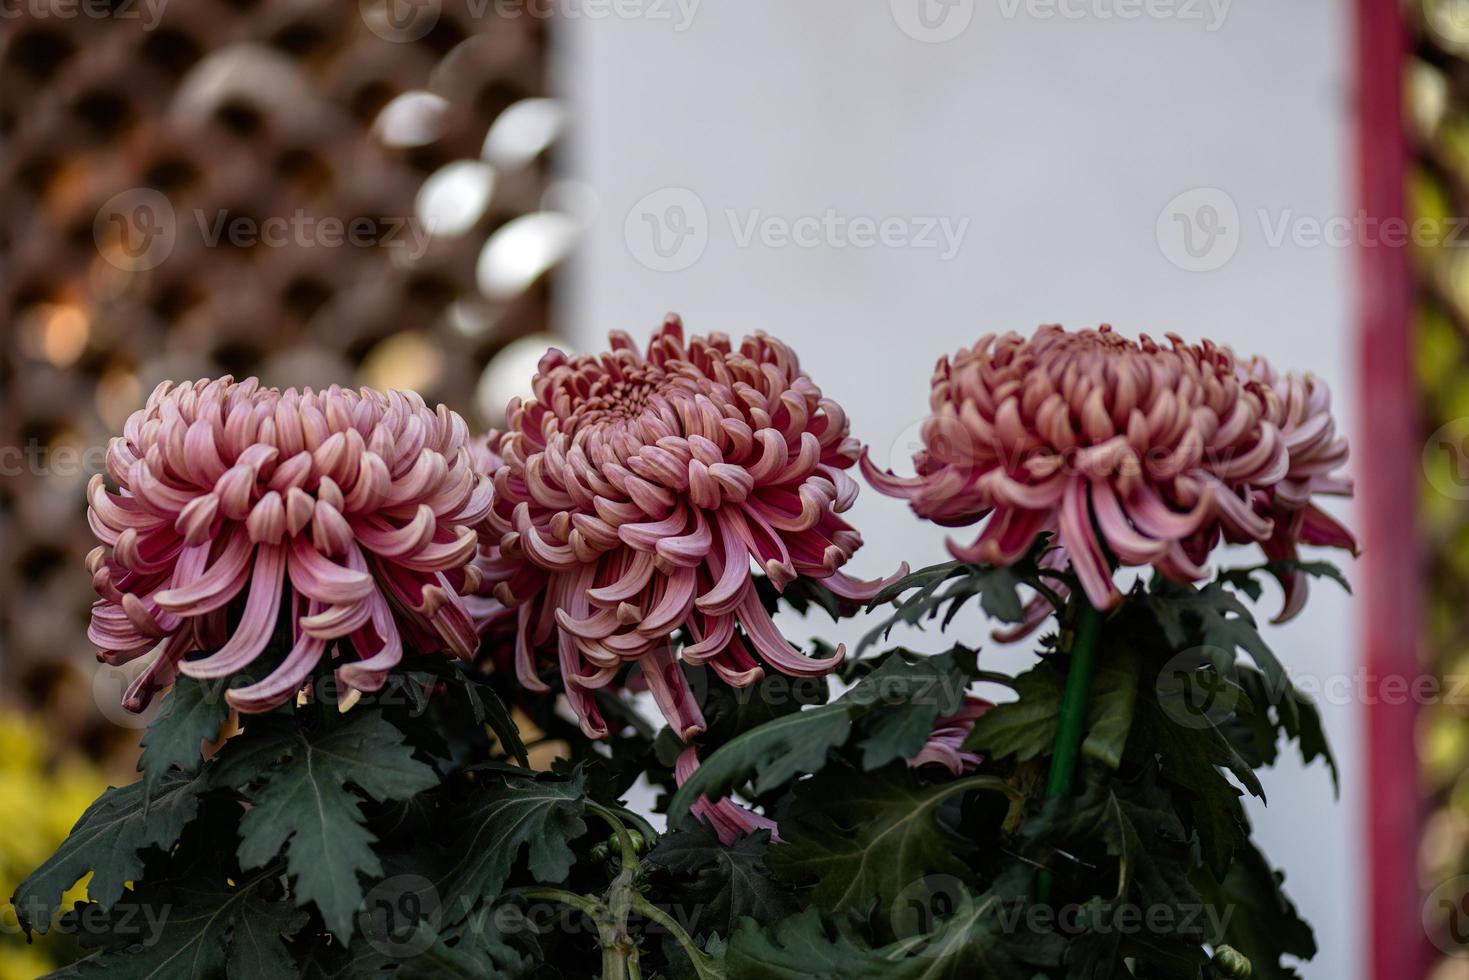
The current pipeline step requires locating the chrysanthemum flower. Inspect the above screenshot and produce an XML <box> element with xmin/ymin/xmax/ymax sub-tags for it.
<box><xmin>674</xmin><ymin>746</ymin><xmax>779</xmax><ymax>844</ymax></box>
<box><xmin>1247</xmin><ymin>360</ymin><xmax>1359</xmax><ymax>620</ymax></box>
<box><xmin>862</xmin><ymin>325</ymin><xmax>1356</xmax><ymax>616</ymax></box>
<box><xmin>86</xmin><ymin>377</ymin><xmax>491</xmax><ymax>713</ymax></box>
<box><xmin>909</xmin><ymin>695</ymin><xmax>990</xmax><ymax>775</ymax></box>
<box><xmin>478</xmin><ymin>316</ymin><xmax>899</xmax><ymax>739</ymax></box>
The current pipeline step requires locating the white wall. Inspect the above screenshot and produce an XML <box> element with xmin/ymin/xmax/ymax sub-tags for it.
<box><xmin>556</xmin><ymin>3</ymin><xmax>1360</xmax><ymax>976</ymax></box>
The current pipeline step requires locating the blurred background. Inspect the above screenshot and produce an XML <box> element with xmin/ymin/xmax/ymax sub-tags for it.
<box><xmin>0</xmin><ymin>1</ymin><xmax>1457</xmax><ymax>977</ymax></box>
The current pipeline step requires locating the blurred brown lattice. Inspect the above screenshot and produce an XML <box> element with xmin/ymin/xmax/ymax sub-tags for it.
<box><xmin>0</xmin><ymin>0</ymin><xmax>571</xmax><ymax>749</ymax></box>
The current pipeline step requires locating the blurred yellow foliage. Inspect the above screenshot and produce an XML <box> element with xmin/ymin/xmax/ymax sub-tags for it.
<box><xmin>0</xmin><ymin>711</ymin><xmax>110</xmax><ymax>977</ymax></box>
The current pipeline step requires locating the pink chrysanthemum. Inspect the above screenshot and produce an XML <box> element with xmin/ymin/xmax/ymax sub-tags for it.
<box><xmin>477</xmin><ymin>316</ymin><xmax>900</xmax><ymax>739</ymax></box>
<box><xmin>86</xmin><ymin>377</ymin><xmax>491</xmax><ymax>713</ymax></box>
<box><xmin>862</xmin><ymin>325</ymin><xmax>1357</xmax><ymax>616</ymax></box>
<box><xmin>674</xmin><ymin>747</ymin><xmax>779</xmax><ymax>845</ymax></box>
<box><xmin>909</xmin><ymin>695</ymin><xmax>991</xmax><ymax>776</ymax></box>
<box><xmin>1247</xmin><ymin>360</ymin><xmax>1358</xmax><ymax>620</ymax></box>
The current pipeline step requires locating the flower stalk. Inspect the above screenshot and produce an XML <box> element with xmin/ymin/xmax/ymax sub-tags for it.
<box><xmin>1038</xmin><ymin>592</ymin><xmax>1104</xmax><ymax>902</ymax></box>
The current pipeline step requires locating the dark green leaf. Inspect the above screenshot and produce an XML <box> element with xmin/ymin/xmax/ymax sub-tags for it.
<box><xmin>1191</xmin><ymin>836</ymin><xmax>1315</xmax><ymax>980</ymax></box>
<box><xmin>14</xmin><ymin>771</ymin><xmax>202</xmax><ymax>933</ymax></box>
<box><xmin>666</xmin><ymin>705</ymin><xmax>851</xmax><ymax>823</ymax></box>
<box><xmin>767</xmin><ymin>763</ymin><xmax>1011</xmax><ymax>918</ymax></box>
<box><xmin>234</xmin><ymin>711</ymin><xmax>439</xmax><ymax>941</ymax></box>
<box><xmin>649</xmin><ymin>817</ymin><xmax>797</xmax><ymax>939</ymax></box>
<box><xmin>44</xmin><ymin>871</ymin><xmax>301</xmax><ymax>980</ymax></box>
<box><xmin>437</xmin><ymin>769</ymin><xmax>590</xmax><ymax>922</ymax></box>
<box><xmin>724</xmin><ymin>909</ymin><xmax>897</xmax><ymax>980</ymax></box>
<box><xmin>961</xmin><ymin>649</ymin><xmax>1137</xmax><ymax>770</ymax></box>
<box><xmin>138</xmin><ymin>677</ymin><xmax>231</xmax><ymax>806</ymax></box>
<box><xmin>859</xmin><ymin>561</ymin><xmax>1031</xmax><ymax>654</ymax></box>
<box><xmin>669</xmin><ymin>651</ymin><xmax>975</xmax><ymax>822</ymax></box>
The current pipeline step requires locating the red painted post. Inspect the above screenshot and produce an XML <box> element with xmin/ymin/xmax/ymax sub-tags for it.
<box><xmin>1355</xmin><ymin>2</ymin><xmax>1430</xmax><ymax>978</ymax></box>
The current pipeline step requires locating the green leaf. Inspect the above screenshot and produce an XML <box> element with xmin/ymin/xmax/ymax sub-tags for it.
<box><xmin>850</xmin><ymin>650</ymin><xmax>971</xmax><ymax>771</ymax></box>
<box><xmin>885</xmin><ymin>889</ymin><xmax>1066</xmax><ymax>980</ymax></box>
<box><xmin>649</xmin><ymin>817</ymin><xmax>798</xmax><ymax>939</ymax></box>
<box><xmin>437</xmin><ymin>769</ymin><xmax>590</xmax><ymax>922</ymax></box>
<box><xmin>859</xmin><ymin>561</ymin><xmax>1030</xmax><ymax>654</ymax></box>
<box><xmin>1142</xmin><ymin>579</ymin><xmax>1290</xmax><ymax>700</ymax></box>
<box><xmin>45</xmin><ymin>871</ymin><xmax>303</xmax><ymax>980</ymax></box>
<box><xmin>725</xmin><ymin>908</ymin><xmax>897</xmax><ymax>980</ymax></box>
<box><xmin>1023</xmin><ymin>768</ymin><xmax>1200</xmax><ymax>922</ymax></box>
<box><xmin>666</xmin><ymin>704</ymin><xmax>851</xmax><ymax>823</ymax></box>
<box><xmin>961</xmin><ymin>648</ymin><xmax>1137</xmax><ymax>770</ymax></box>
<box><xmin>13</xmin><ymin>771</ymin><xmax>202</xmax><ymax>933</ymax></box>
<box><xmin>668</xmin><ymin>650</ymin><xmax>975</xmax><ymax>823</ymax></box>
<box><xmin>767</xmin><ymin>763</ymin><xmax>1012</xmax><ymax>918</ymax></box>
<box><xmin>1130</xmin><ymin>696</ymin><xmax>1249</xmax><ymax>880</ymax></box>
<box><xmin>138</xmin><ymin>677</ymin><xmax>231</xmax><ymax>806</ymax></box>
<box><xmin>1081</xmin><ymin>646</ymin><xmax>1139</xmax><ymax>769</ymax></box>
<box><xmin>1191</xmin><ymin>836</ymin><xmax>1316</xmax><ymax>980</ymax></box>
<box><xmin>409</xmin><ymin>659</ymin><xmax>528</xmax><ymax>767</ymax></box>
<box><xmin>725</xmin><ymin>890</ymin><xmax>1063</xmax><ymax>980</ymax></box>
<box><xmin>1218</xmin><ymin>559</ymin><xmax>1352</xmax><ymax>600</ymax></box>
<box><xmin>960</xmin><ymin>664</ymin><xmax>1062</xmax><ymax>762</ymax></box>
<box><xmin>234</xmin><ymin>711</ymin><xmax>439</xmax><ymax>942</ymax></box>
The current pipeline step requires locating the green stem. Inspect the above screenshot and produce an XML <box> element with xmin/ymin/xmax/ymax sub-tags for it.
<box><xmin>631</xmin><ymin>894</ymin><xmax>721</xmax><ymax>980</ymax></box>
<box><xmin>1043</xmin><ymin>595</ymin><xmax>1103</xmax><ymax>799</ymax></box>
<box><xmin>514</xmin><ymin>887</ymin><xmax>604</xmax><ymax>918</ymax></box>
<box><xmin>1037</xmin><ymin>593</ymin><xmax>1103</xmax><ymax>902</ymax></box>
<box><xmin>587</xmin><ymin>802</ymin><xmax>642</xmax><ymax>869</ymax></box>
